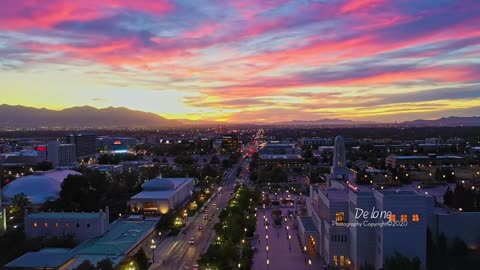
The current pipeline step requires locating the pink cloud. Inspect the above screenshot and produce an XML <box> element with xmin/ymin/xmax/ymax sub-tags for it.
<box><xmin>340</xmin><ymin>0</ymin><xmax>385</xmax><ymax>13</ymax></box>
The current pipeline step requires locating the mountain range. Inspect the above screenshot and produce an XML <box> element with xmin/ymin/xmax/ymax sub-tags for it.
<box><xmin>0</xmin><ymin>105</ymin><xmax>180</xmax><ymax>128</ymax></box>
<box><xmin>401</xmin><ymin>116</ymin><xmax>480</xmax><ymax>127</ymax></box>
<box><xmin>1</xmin><ymin>104</ymin><xmax>480</xmax><ymax>128</ymax></box>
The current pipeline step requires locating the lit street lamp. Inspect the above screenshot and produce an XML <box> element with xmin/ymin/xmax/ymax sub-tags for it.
<box><xmin>150</xmin><ymin>239</ymin><xmax>157</xmax><ymax>263</ymax></box>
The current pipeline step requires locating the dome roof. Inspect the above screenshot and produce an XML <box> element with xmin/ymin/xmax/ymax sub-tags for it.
<box><xmin>142</xmin><ymin>178</ymin><xmax>176</xmax><ymax>191</ymax></box>
<box><xmin>1</xmin><ymin>170</ymin><xmax>81</xmax><ymax>205</ymax></box>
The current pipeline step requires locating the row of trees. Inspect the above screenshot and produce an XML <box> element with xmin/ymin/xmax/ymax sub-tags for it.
<box><xmin>443</xmin><ymin>183</ymin><xmax>480</xmax><ymax>211</ymax></box>
<box><xmin>426</xmin><ymin>229</ymin><xmax>478</xmax><ymax>270</ymax></box>
<box><xmin>198</xmin><ymin>186</ymin><xmax>259</xmax><ymax>269</ymax></box>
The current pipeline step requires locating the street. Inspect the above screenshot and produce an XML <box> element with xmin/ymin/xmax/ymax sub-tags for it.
<box><xmin>149</xmin><ymin>160</ymin><xmax>244</xmax><ymax>270</ymax></box>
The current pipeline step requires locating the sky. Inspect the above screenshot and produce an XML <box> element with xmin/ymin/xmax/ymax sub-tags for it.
<box><xmin>1</xmin><ymin>0</ymin><xmax>479</xmax><ymax>123</ymax></box>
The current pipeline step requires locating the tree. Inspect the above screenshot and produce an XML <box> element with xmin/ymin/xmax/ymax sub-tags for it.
<box><xmin>384</xmin><ymin>252</ymin><xmax>420</xmax><ymax>270</ymax></box>
<box><xmin>360</xmin><ymin>263</ymin><xmax>375</xmax><ymax>270</ymax></box>
<box><xmin>133</xmin><ymin>248</ymin><xmax>150</xmax><ymax>270</ymax></box>
<box><xmin>76</xmin><ymin>260</ymin><xmax>95</xmax><ymax>270</ymax></box>
<box><xmin>96</xmin><ymin>258</ymin><xmax>114</xmax><ymax>270</ymax></box>
<box><xmin>450</xmin><ymin>238</ymin><xmax>468</xmax><ymax>270</ymax></box>
<box><xmin>10</xmin><ymin>192</ymin><xmax>31</xmax><ymax>218</ymax></box>
<box><xmin>443</xmin><ymin>187</ymin><xmax>453</xmax><ymax>206</ymax></box>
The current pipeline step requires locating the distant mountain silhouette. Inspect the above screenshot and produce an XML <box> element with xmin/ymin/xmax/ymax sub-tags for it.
<box><xmin>401</xmin><ymin>116</ymin><xmax>480</xmax><ymax>126</ymax></box>
<box><xmin>273</xmin><ymin>119</ymin><xmax>378</xmax><ymax>125</ymax></box>
<box><xmin>0</xmin><ymin>105</ymin><xmax>181</xmax><ymax>128</ymax></box>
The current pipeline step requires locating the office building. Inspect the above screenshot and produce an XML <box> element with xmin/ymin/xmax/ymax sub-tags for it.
<box><xmin>66</xmin><ymin>133</ymin><xmax>96</xmax><ymax>158</ymax></box>
<box><xmin>48</xmin><ymin>141</ymin><xmax>76</xmax><ymax>167</ymax></box>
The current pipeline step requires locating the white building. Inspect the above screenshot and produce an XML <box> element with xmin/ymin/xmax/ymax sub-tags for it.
<box><xmin>128</xmin><ymin>177</ymin><xmax>194</xmax><ymax>215</ymax></box>
<box><xmin>48</xmin><ymin>141</ymin><xmax>76</xmax><ymax>167</ymax></box>
<box><xmin>300</xmin><ymin>186</ymin><xmax>433</xmax><ymax>269</ymax></box>
<box><xmin>299</xmin><ymin>135</ymin><xmax>480</xmax><ymax>269</ymax></box>
<box><xmin>24</xmin><ymin>208</ymin><xmax>109</xmax><ymax>243</ymax></box>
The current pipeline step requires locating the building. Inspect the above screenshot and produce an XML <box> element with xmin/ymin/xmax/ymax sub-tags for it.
<box><xmin>300</xmin><ymin>186</ymin><xmax>433</xmax><ymax>269</ymax></box>
<box><xmin>0</xmin><ymin>150</ymin><xmax>47</xmax><ymax>166</ymax></box>
<box><xmin>2</xmin><ymin>169</ymin><xmax>81</xmax><ymax>206</ymax></box>
<box><xmin>258</xmin><ymin>154</ymin><xmax>303</xmax><ymax>168</ymax></box>
<box><xmin>297</xmin><ymin>135</ymin><xmax>480</xmax><ymax>269</ymax></box>
<box><xmin>96</xmin><ymin>136</ymin><xmax>138</xmax><ymax>154</ymax></box>
<box><xmin>221</xmin><ymin>134</ymin><xmax>239</xmax><ymax>153</ymax></box>
<box><xmin>24</xmin><ymin>208</ymin><xmax>109</xmax><ymax>243</ymax></box>
<box><xmin>87</xmin><ymin>164</ymin><xmax>123</xmax><ymax>174</ymax></box>
<box><xmin>299</xmin><ymin>138</ymin><xmax>333</xmax><ymax>147</ymax></box>
<box><xmin>385</xmin><ymin>154</ymin><xmax>464</xmax><ymax>168</ymax></box>
<box><xmin>260</xmin><ymin>143</ymin><xmax>300</xmax><ymax>155</ymax></box>
<box><xmin>128</xmin><ymin>177</ymin><xmax>194</xmax><ymax>215</ymax></box>
<box><xmin>48</xmin><ymin>141</ymin><xmax>76</xmax><ymax>167</ymax></box>
<box><xmin>66</xmin><ymin>133</ymin><xmax>97</xmax><ymax>158</ymax></box>
<box><xmin>5</xmin><ymin>216</ymin><xmax>158</xmax><ymax>269</ymax></box>
<box><xmin>330</xmin><ymin>136</ymin><xmax>349</xmax><ymax>182</ymax></box>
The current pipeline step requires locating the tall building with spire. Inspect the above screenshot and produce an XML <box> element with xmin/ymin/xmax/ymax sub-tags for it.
<box><xmin>330</xmin><ymin>135</ymin><xmax>349</xmax><ymax>184</ymax></box>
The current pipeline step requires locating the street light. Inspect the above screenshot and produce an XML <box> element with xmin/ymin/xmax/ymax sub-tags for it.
<box><xmin>150</xmin><ymin>239</ymin><xmax>156</xmax><ymax>263</ymax></box>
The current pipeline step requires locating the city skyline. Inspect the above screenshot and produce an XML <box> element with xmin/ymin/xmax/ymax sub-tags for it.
<box><xmin>1</xmin><ymin>0</ymin><xmax>480</xmax><ymax>122</ymax></box>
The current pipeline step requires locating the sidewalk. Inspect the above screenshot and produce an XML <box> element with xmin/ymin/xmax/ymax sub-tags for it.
<box><xmin>253</xmin><ymin>208</ymin><xmax>322</xmax><ymax>270</ymax></box>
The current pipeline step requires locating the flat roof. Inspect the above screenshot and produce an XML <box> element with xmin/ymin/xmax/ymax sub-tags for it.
<box><xmin>323</xmin><ymin>188</ymin><xmax>349</xmax><ymax>201</ymax></box>
<box><xmin>28</xmin><ymin>212</ymin><xmax>100</xmax><ymax>219</ymax></box>
<box><xmin>6</xmin><ymin>249</ymin><xmax>74</xmax><ymax>268</ymax></box>
<box><xmin>73</xmin><ymin>219</ymin><xmax>157</xmax><ymax>256</ymax></box>
<box><xmin>130</xmin><ymin>190</ymin><xmax>176</xmax><ymax>200</ymax></box>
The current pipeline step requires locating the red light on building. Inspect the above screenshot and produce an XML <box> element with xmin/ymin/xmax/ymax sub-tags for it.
<box><xmin>113</xmin><ymin>140</ymin><xmax>122</xmax><ymax>145</ymax></box>
<box><xmin>35</xmin><ymin>146</ymin><xmax>47</xmax><ymax>151</ymax></box>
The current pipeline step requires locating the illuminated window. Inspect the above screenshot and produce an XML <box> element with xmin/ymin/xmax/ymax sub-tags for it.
<box><xmin>401</xmin><ymin>215</ymin><xmax>408</xmax><ymax>222</ymax></box>
<box><xmin>412</xmin><ymin>214</ymin><xmax>420</xmax><ymax>222</ymax></box>
<box><xmin>340</xmin><ymin>256</ymin><xmax>345</xmax><ymax>267</ymax></box>
<box><xmin>389</xmin><ymin>214</ymin><xmax>396</xmax><ymax>222</ymax></box>
<box><xmin>33</xmin><ymin>223</ymin><xmax>38</xmax><ymax>228</ymax></box>
<box><xmin>336</xmin><ymin>212</ymin><xmax>345</xmax><ymax>223</ymax></box>
<box><xmin>333</xmin><ymin>256</ymin><xmax>338</xmax><ymax>266</ymax></box>
<box><xmin>44</xmin><ymin>223</ymin><xmax>48</xmax><ymax>228</ymax></box>
<box><xmin>55</xmin><ymin>223</ymin><xmax>59</xmax><ymax>227</ymax></box>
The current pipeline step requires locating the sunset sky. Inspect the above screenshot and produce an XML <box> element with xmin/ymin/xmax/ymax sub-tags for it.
<box><xmin>1</xmin><ymin>0</ymin><xmax>479</xmax><ymax>123</ymax></box>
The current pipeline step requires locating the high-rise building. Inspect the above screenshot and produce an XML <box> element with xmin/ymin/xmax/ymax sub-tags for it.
<box><xmin>66</xmin><ymin>133</ymin><xmax>96</xmax><ymax>158</ymax></box>
<box><xmin>47</xmin><ymin>141</ymin><xmax>76</xmax><ymax>167</ymax></box>
<box><xmin>331</xmin><ymin>135</ymin><xmax>349</xmax><ymax>182</ymax></box>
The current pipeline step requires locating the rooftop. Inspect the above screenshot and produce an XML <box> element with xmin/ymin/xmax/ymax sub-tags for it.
<box><xmin>73</xmin><ymin>219</ymin><xmax>157</xmax><ymax>256</ymax></box>
<box><xmin>323</xmin><ymin>188</ymin><xmax>349</xmax><ymax>201</ymax></box>
<box><xmin>5</xmin><ymin>248</ymin><xmax>74</xmax><ymax>269</ymax></box>
<box><xmin>27</xmin><ymin>212</ymin><xmax>101</xmax><ymax>220</ymax></box>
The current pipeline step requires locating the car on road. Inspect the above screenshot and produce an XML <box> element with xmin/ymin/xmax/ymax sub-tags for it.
<box><xmin>193</xmin><ymin>265</ymin><xmax>199</xmax><ymax>270</ymax></box>
<box><xmin>197</xmin><ymin>225</ymin><xmax>203</xmax><ymax>230</ymax></box>
<box><xmin>203</xmin><ymin>214</ymin><xmax>208</xmax><ymax>220</ymax></box>
<box><xmin>189</xmin><ymin>237</ymin><xmax>195</xmax><ymax>244</ymax></box>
